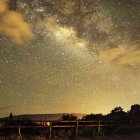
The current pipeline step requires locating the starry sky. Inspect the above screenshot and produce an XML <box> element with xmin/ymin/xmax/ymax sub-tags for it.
<box><xmin>0</xmin><ymin>0</ymin><xmax>140</xmax><ymax>117</ymax></box>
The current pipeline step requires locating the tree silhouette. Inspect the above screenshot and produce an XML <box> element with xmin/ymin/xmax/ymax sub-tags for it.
<box><xmin>9</xmin><ymin>113</ymin><xmax>13</xmax><ymax>120</ymax></box>
<box><xmin>61</xmin><ymin>114</ymin><xmax>77</xmax><ymax>121</ymax></box>
<box><xmin>111</xmin><ymin>107</ymin><xmax>123</xmax><ymax>114</ymax></box>
<box><xmin>107</xmin><ymin>107</ymin><xmax>126</xmax><ymax>121</ymax></box>
<box><xmin>130</xmin><ymin>104</ymin><xmax>140</xmax><ymax>113</ymax></box>
<box><xmin>128</xmin><ymin>104</ymin><xmax>140</xmax><ymax>121</ymax></box>
<box><xmin>82</xmin><ymin>113</ymin><xmax>104</xmax><ymax>121</ymax></box>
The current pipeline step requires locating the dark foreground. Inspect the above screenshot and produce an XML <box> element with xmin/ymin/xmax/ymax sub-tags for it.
<box><xmin>0</xmin><ymin>127</ymin><xmax>140</xmax><ymax>140</ymax></box>
<box><xmin>0</xmin><ymin>120</ymin><xmax>140</xmax><ymax>140</ymax></box>
<box><xmin>0</xmin><ymin>135</ymin><xmax>140</xmax><ymax>140</ymax></box>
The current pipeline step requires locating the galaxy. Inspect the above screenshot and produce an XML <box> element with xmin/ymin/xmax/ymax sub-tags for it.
<box><xmin>0</xmin><ymin>0</ymin><xmax>140</xmax><ymax>117</ymax></box>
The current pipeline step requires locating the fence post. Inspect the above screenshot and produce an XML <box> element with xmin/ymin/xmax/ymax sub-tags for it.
<box><xmin>97</xmin><ymin>121</ymin><xmax>101</xmax><ymax>135</ymax></box>
<box><xmin>76</xmin><ymin>120</ymin><xmax>79</xmax><ymax>136</ymax></box>
<box><xmin>49</xmin><ymin>123</ymin><xmax>52</xmax><ymax>138</ymax></box>
<box><xmin>18</xmin><ymin>127</ymin><xmax>22</xmax><ymax>140</ymax></box>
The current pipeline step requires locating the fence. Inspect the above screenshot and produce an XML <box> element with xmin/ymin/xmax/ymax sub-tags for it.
<box><xmin>0</xmin><ymin>120</ymin><xmax>116</xmax><ymax>139</ymax></box>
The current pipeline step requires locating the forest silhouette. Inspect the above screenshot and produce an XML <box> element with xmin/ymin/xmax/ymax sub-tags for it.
<box><xmin>5</xmin><ymin>104</ymin><xmax>140</xmax><ymax>122</ymax></box>
<box><xmin>61</xmin><ymin>104</ymin><xmax>140</xmax><ymax>122</ymax></box>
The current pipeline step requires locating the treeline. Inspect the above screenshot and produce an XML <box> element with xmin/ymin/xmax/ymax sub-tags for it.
<box><xmin>61</xmin><ymin>104</ymin><xmax>140</xmax><ymax>122</ymax></box>
<box><xmin>5</xmin><ymin>104</ymin><xmax>140</xmax><ymax>122</ymax></box>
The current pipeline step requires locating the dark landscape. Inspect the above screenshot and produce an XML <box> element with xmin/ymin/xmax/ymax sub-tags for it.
<box><xmin>0</xmin><ymin>104</ymin><xmax>140</xmax><ymax>139</ymax></box>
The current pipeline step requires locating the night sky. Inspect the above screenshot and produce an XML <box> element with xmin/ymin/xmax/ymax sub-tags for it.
<box><xmin>0</xmin><ymin>0</ymin><xmax>140</xmax><ymax>117</ymax></box>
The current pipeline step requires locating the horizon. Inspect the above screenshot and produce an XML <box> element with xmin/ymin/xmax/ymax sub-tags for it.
<box><xmin>0</xmin><ymin>103</ymin><xmax>138</xmax><ymax>118</ymax></box>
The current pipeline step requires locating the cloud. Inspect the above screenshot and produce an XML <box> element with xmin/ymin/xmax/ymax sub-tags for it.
<box><xmin>0</xmin><ymin>0</ymin><xmax>33</xmax><ymax>44</ymax></box>
<box><xmin>0</xmin><ymin>105</ymin><xmax>13</xmax><ymax>111</ymax></box>
<box><xmin>99</xmin><ymin>44</ymin><xmax>140</xmax><ymax>66</ymax></box>
<box><xmin>0</xmin><ymin>0</ymin><xmax>7</xmax><ymax>13</ymax></box>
